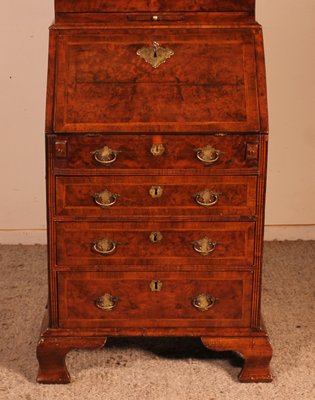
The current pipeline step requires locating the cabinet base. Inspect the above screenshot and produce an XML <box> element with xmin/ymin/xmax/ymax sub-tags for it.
<box><xmin>36</xmin><ymin>313</ymin><xmax>272</xmax><ymax>384</ymax></box>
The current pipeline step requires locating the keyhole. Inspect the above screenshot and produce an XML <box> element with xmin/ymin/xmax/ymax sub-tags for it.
<box><xmin>154</xmin><ymin>187</ymin><xmax>158</xmax><ymax>196</ymax></box>
<box><xmin>150</xmin><ymin>279</ymin><xmax>162</xmax><ymax>292</ymax></box>
<box><xmin>153</xmin><ymin>42</ymin><xmax>159</xmax><ymax>58</ymax></box>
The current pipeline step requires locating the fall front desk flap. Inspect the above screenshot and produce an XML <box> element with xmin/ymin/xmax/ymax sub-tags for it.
<box><xmin>53</xmin><ymin>28</ymin><xmax>262</xmax><ymax>133</ymax></box>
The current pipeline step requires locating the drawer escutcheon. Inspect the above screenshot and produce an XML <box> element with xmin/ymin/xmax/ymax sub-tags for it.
<box><xmin>149</xmin><ymin>186</ymin><xmax>163</xmax><ymax>198</ymax></box>
<box><xmin>150</xmin><ymin>280</ymin><xmax>163</xmax><ymax>292</ymax></box>
<box><xmin>137</xmin><ymin>41</ymin><xmax>174</xmax><ymax>69</ymax></box>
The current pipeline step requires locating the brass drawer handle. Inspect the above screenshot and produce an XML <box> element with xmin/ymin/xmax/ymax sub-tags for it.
<box><xmin>192</xmin><ymin>293</ymin><xmax>216</xmax><ymax>312</ymax></box>
<box><xmin>195</xmin><ymin>190</ymin><xmax>220</xmax><ymax>207</ymax></box>
<box><xmin>95</xmin><ymin>293</ymin><xmax>118</xmax><ymax>311</ymax></box>
<box><xmin>92</xmin><ymin>146</ymin><xmax>120</xmax><ymax>165</ymax></box>
<box><xmin>193</xmin><ymin>237</ymin><xmax>217</xmax><ymax>256</ymax></box>
<box><xmin>93</xmin><ymin>189</ymin><xmax>118</xmax><ymax>208</ymax></box>
<box><xmin>196</xmin><ymin>145</ymin><xmax>220</xmax><ymax>165</ymax></box>
<box><xmin>93</xmin><ymin>238</ymin><xmax>116</xmax><ymax>255</ymax></box>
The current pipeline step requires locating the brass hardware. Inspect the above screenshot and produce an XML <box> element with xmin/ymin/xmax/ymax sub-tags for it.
<box><xmin>137</xmin><ymin>41</ymin><xmax>174</xmax><ymax>69</ymax></box>
<box><xmin>195</xmin><ymin>189</ymin><xmax>220</xmax><ymax>208</ymax></box>
<box><xmin>246</xmin><ymin>143</ymin><xmax>259</xmax><ymax>161</ymax></box>
<box><xmin>193</xmin><ymin>237</ymin><xmax>217</xmax><ymax>256</ymax></box>
<box><xmin>55</xmin><ymin>140</ymin><xmax>67</xmax><ymax>159</ymax></box>
<box><xmin>195</xmin><ymin>145</ymin><xmax>220</xmax><ymax>165</ymax></box>
<box><xmin>150</xmin><ymin>280</ymin><xmax>162</xmax><ymax>292</ymax></box>
<box><xmin>150</xmin><ymin>143</ymin><xmax>165</xmax><ymax>157</ymax></box>
<box><xmin>93</xmin><ymin>189</ymin><xmax>118</xmax><ymax>208</ymax></box>
<box><xmin>149</xmin><ymin>231</ymin><xmax>163</xmax><ymax>243</ymax></box>
<box><xmin>149</xmin><ymin>186</ymin><xmax>163</xmax><ymax>198</ymax></box>
<box><xmin>93</xmin><ymin>238</ymin><xmax>116</xmax><ymax>255</ymax></box>
<box><xmin>192</xmin><ymin>293</ymin><xmax>216</xmax><ymax>312</ymax></box>
<box><xmin>92</xmin><ymin>146</ymin><xmax>120</xmax><ymax>165</ymax></box>
<box><xmin>95</xmin><ymin>293</ymin><xmax>118</xmax><ymax>311</ymax></box>
<box><xmin>152</xmin><ymin>15</ymin><xmax>159</xmax><ymax>21</ymax></box>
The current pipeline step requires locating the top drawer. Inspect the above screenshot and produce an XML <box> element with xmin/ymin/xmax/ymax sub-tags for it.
<box><xmin>55</xmin><ymin>1</ymin><xmax>255</xmax><ymax>13</ymax></box>
<box><xmin>51</xmin><ymin>134</ymin><xmax>260</xmax><ymax>172</ymax></box>
<box><xmin>53</xmin><ymin>28</ymin><xmax>260</xmax><ymax>133</ymax></box>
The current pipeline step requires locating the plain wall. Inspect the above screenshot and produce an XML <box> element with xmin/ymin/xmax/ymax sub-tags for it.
<box><xmin>0</xmin><ymin>0</ymin><xmax>314</xmax><ymax>243</ymax></box>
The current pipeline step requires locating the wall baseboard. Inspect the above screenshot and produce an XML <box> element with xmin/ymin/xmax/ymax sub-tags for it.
<box><xmin>0</xmin><ymin>225</ymin><xmax>314</xmax><ymax>244</ymax></box>
<box><xmin>0</xmin><ymin>230</ymin><xmax>47</xmax><ymax>245</ymax></box>
<box><xmin>264</xmin><ymin>225</ymin><xmax>315</xmax><ymax>241</ymax></box>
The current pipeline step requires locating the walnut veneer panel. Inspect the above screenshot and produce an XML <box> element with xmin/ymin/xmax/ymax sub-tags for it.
<box><xmin>52</xmin><ymin>134</ymin><xmax>260</xmax><ymax>172</ymax></box>
<box><xmin>54</xmin><ymin>29</ymin><xmax>259</xmax><ymax>133</ymax></box>
<box><xmin>56</xmin><ymin>221</ymin><xmax>255</xmax><ymax>267</ymax></box>
<box><xmin>55</xmin><ymin>175</ymin><xmax>257</xmax><ymax>218</ymax></box>
<box><xmin>58</xmin><ymin>271</ymin><xmax>252</xmax><ymax>328</ymax></box>
<box><xmin>55</xmin><ymin>1</ymin><xmax>255</xmax><ymax>13</ymax></box>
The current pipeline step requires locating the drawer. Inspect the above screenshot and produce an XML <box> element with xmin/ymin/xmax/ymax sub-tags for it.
<box><xmin>54</xmin><ymin>28</ymin><xmax>259</xmax><ymax>133</ymax></box>
<box><xmin>56</xmin><ymin>221</ymin><xmax>255</xmax><ymax>267</ymax></box>
<box><xmin>55</xmin><ymin>1</ymin><xmax>254</xmax><ymax>13</ymax></box>
<box><xmin>55</xmin><ymin>175</ymin><xmax>257</xmax><ymax>218</ymax></box>
<box><xmin>52</xmin><ymin>135</ymin><xmax>260</xmax><ymax>172</ymax></box>
<box><xmin>57</xmin><ymin>271</ymin><xmax>253</xmax><ymax>328</ymax></box>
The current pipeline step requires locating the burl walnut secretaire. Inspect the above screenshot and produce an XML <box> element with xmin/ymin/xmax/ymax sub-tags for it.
<box><xmin>37</xmin><ymin>0</ymin><xmax>273</xmax><ymax>384</ymax></box>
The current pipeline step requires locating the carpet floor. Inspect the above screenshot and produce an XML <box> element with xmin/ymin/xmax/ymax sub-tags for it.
<box><xmin>0</xmin><ymin>241</ymin><xmax>314</xmax><ymax>400</ymax></box>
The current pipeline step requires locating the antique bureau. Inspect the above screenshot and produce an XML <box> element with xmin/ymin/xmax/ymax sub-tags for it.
<box><xmin>37</xmin><ymin>0</ymin><xmax>273</xmax><ymax>383</ymax></box>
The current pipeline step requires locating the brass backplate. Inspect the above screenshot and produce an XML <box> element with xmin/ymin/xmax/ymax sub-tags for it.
<box><xmin>137</xmin><ymin>41</ymin><xmax>174</xmax><ymax>69</ymax></box>
<box><xmin>150</xmin><ymin>280</ymin><xmax>162</xmax><ymax>292</ymax></box>
<box><xmin>149</xmin><ymin>231</ymin><xmax>163</xmax><ymax>243</ymax></box>
<box><xmin>149</xmin><ymin>186</ymin><xmax>163</xmax><ymax>198</ymax></box>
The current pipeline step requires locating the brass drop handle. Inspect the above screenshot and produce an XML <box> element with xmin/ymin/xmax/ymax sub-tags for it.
<box><xmin>195</xmin><ymin>190</ymin><xmax>220</xmax><ymax>207</ymax></box>
<box><xmin>95</xmin><ymin>293</ymin><xmax>118</xmax><ymax>311</ymax></box>
<box><xmin>93</xmin><ymin>238</ymin><xmax>116</xmax><ymax>255</ymax></box>
<box><xmin>92</xmin><ymin>146</ymin><xmax>120</xmax><ymax>165</ymax></box>
<box><xmin>93</xmin><ymin>189</ymin><xmax>118</xmax><ymax>208</ymax></box>
<box><xmin>196</xmin><ymin>145</ymin><xmax>220</xmax><ymax>165</ymax></box>
<box><xmin>193</xmin><ymin>237</ymin><xmax>217</xmax><ymax>256</ymax></box>
<box><xmin>192</xmin><ymin>293</ymin><xmax>216</xmax><ymax>312</ymax></box>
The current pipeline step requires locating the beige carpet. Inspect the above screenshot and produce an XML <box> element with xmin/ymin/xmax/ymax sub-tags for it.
<box><xmin>0</xmin><ymin>241</ymin><xmax>314</xmax><ymax>400</ymax></box>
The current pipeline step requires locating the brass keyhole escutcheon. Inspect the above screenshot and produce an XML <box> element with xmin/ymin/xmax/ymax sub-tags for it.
<box><xmin>151</xmin><ymin>143</ymin><xmax>165</xmax><ymax>157</ymax></box>
<box><xmin>149</xmin><ymin>231</ymin><xmax>163</xmax><ymax>244</ymax></box>
<box><xmin>149</xmin><ymin>186</ymin><xmax>163</xmax><ymax>198</ymax></box>
<box><xmin>150</xmin><ymin>280</ymin><xmax>162</xmax><ymax>292</ymax></box>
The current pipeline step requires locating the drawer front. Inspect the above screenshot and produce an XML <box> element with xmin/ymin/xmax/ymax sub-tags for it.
<box><xmin>58</xmin><ymin>271</ymin><xmax>252</xmax><ymax>328</ymax></box>
<box><xmin>52</xmin><ymin>135</ymin><xmax>260</xmax><ymax>172</ymax></box>
<box><xmin>55</xmin><ymin>1</ymin><xmax>255</xmax><ymax>13</ymax></box>
<box><xmin>54</xmin><ymin>28</ymin><xmax>259</xmax><ymax>133</ymax></box>
<box><xmin>56</xmin><ymin>221</ymin><xmax>255</xmax><ymax>267</ymax></box>
<box><xmin>55</xmin><ymin>175</ymin><xmax>257</xmax><ymax>218</ymax></box>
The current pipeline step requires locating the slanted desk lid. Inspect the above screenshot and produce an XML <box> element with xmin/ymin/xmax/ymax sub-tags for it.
<box><xmin>55</xmin><ymin>0</ymin><xmax>255</xmax><ymax>13</ymax></box>
<box><xmin>53</xmin><ymin>28</ymin><xmax>262</xmax><ymax>133</ymax></box>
